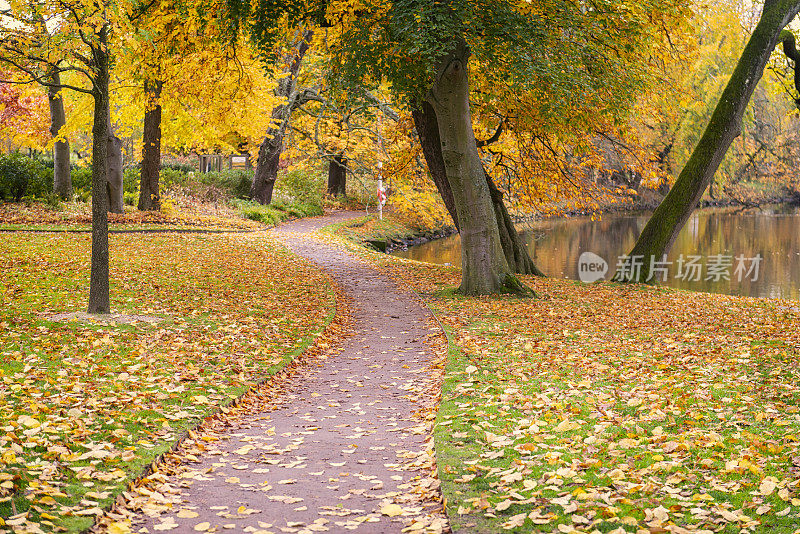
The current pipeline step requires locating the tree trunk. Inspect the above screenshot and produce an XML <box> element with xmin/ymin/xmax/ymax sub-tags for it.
<box><xmin>411</xmin><ymin>102</ymin><xmax>459</xmax><ymax>229</ymax></box>
<box><xmin>327</xmin><ymin>155</ymin><xmax>347</xmax><ymax>196</ymax></box>
<box><xmin>138</xmin><ymin>78</ymin><xmax>162</xmax><ymax>210</ymax></box>
<box><xmin>47</xmin><ymin>68</ymin><xmax>71</xmax><ymax>199</ymax></box>
<box><xmin>779</xmin><ymin>29</ymin><xmax>800</xmax><ymax>107</ymax></box>
<box><xmin>485</xmin><ymin>171</ymin><xmax>545</xmax><ymax>276</ymax></box>
<box><xmin>615</xmin><ymin>0</ymin><xmax>800</xmax><ymax>282</ymax></box>
<box><xmin>426</xmin><ymin>37</ymin><xmax>526</xmax><ymax>295</ymax></box>
<box><xmin>88</xmin><ymin>30</ymin><xmax>111</xmax><ymax>314</ymax></box>
<box><xmin>106</xmin><ymin>108</ymin><xmax>124</xmax><ymax>214</ymax></box>
<box><xmin>251</xmin><ymin>124</ymin><xmax>282</xmax><ymax>204</ymax></box>
<box><xmin>251</xmin><ymin>29</ymin><xmax>313</xmax><ymax>204</ymax></box>
<box><xmin>412</xmin><ymin>101</ymin><xmax>543</xmax><ymax>276</ymax></box>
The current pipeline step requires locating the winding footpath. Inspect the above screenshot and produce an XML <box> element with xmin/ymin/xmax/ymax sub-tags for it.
<box><xmin>123</xmin><ymin>212</ymin><xmax>449</xmax><ymax>534</ymax></box>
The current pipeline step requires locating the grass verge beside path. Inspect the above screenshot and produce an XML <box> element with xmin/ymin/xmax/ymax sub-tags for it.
<box><xmin>325</xmin><ymin>223</ymin><xmax>800</xmax><ymax>534</ymax></box>
<box><xmin>0</xmin><ymin>232</ymin><xmax>336</xmax><ymax>532</ymax></box>
<box><xmin>325</xmin><ymin>213</ymin><xmax>453</xmax><ymax>252</ymax></box>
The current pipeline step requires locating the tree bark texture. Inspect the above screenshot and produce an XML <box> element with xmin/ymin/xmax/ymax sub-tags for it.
<box><xmin>411</xmin><ymin>102</ymin><xmax>460</xmax><ymax>229</ymax></box>
<box><xmin>47</xmin><ymin>68</ymin><xmax>71</xmax><ymax>199</ymax></box>
<box><xmin>251</xmin><ymin>30</ymin><xmax>313</xmax><ymax>204</ymax></box>
<box><xmin>106</xmin><ymin>131</ymin><xmax>124</xmax><ymax>213</ymax></box>
<box><xmin>106</xmin><ymin>106</ymin><xmax>124</xmax><ymax>214</ymax></box>
<box><xmin>138</xmin><ymin>78</ymin><xmax>163</xmax><ymax>210</ymax></box>
<box><xmin>485</xmin><ymin>171</ymin><xmax>545</xmax><ymax>276</ymax></box>
<box><xmin>412</xmin><ymin>101</ymin><xmax>543</xmax><ymax>276</ymax></box>
<box><xmin>425</xmin><ymin>37</ymin><xmax>522</xmax><ymax>295</ymax></box>
<box><xmin>327</xmin><ymin>155</ymin><xmax>347</xmax><ymax>196</ymax></box>
<box><xmin>615</xmin><ymin>0</ymin><xmax>800</xmax><ymax>282</ymax></box>
<box><xmin>88</xmin><ymin>31</ymin><xmax>111</xmax><ymax>314</ymax></box>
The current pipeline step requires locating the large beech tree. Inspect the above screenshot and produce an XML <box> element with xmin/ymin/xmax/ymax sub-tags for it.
<box><xmin>226</xmin><ymin>0</ymin><xmax>689</xmax><ymax>294</ymax></box>
<box><xmin>412</xmin><ymin>101</ymin><xmax>543</xmax><ymax>276</ymax></box>
<box><xmin>615</xmin><ymin>0</ymin><xmax>800</xmax><ymax>282</ymax></box>
<box><xmin>127</xmin><ymin>0</ymin><xmax>268</xmax><ymax>211</ymax></box>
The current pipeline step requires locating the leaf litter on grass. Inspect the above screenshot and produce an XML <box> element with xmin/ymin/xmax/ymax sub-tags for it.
<box><xmin>0</xmin><ymin>231</ymin><xmax>335</xmax><ymax>532</ymax></box>
<box><xmin>326</xmin><ymin>224</ymin><xmax>800</xmax><ymax>533</ymax></box>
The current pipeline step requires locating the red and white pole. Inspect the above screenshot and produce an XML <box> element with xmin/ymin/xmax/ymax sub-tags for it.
<box><xmin>377</xmin><ymin>162</ymin><xmax>385</xmax><ymax>220</ymax></box>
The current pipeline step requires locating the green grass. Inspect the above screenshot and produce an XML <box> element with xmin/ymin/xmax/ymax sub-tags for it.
<box><xmin>323</xmin><ymin>213</ymin><xmax>445</xmax><ymax>251</ymax></box>
<box><xmin>232</xmin><ymin>198</ymin><xmax>324</xmax><ymax>226</ymax></box>
<box><xmin>425</xmin><ymin>292</ymin><xmax>800</xmax><ymax>533</ymax></box>
<box><xmin>0</xmin><ymin>232</ymin><xmax>336</xmax><ymax>531</ymax></box>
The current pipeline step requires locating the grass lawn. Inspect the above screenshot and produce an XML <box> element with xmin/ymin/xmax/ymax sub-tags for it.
<box><xmin>330</xmin><ymin>217</ymin><xmax>800</xmax><ymax>534</ymax></box>
<box><xmin>0</xmin><ymin>231</ymin><xmax>335</xmax><ymax>532</ymax></box>
<box><xmin>0</xmin><ymin>201</ymin><xmax>263</xmax><ymax>232</ymax></box>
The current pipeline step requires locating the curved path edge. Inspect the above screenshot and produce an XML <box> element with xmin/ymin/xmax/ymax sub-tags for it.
<box><xmin>108</xmin><ymin>211</ymin><xmax>450</xmax><ymax>534</ymax></box>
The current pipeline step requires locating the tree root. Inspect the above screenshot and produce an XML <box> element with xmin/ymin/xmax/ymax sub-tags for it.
<box><xmin>499</xmin><ymin>273</ymin><xmax>537</xmax><ymax>298</ymax></box>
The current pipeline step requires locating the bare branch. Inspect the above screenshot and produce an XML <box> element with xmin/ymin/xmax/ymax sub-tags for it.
<box><xmin>0</xmin><ymin>56</ymin><xmax>93</xmax><ymax>94</ymax></box>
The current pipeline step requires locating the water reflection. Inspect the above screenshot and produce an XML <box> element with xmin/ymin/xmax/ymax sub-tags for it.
<box><xmin>393</xmin><ymin>205</ymin><xmax>800</xmax><ymax>300</ymax></box>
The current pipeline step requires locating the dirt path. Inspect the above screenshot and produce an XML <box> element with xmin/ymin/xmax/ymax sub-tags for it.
<box><xmin>124</xmin><ymin>211</ymin><xmax>449</xmax><ymax>534</ymax></box>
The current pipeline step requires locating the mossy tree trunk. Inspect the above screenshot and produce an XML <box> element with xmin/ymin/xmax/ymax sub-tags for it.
<box><xmin>412</xmin><ymin>100</ymin><xmax>543</xmax><ymax>276</ymax></box>
<box><xmin>47</xmin><ymin>68</ymin><xmax>71</xmax><ymax>199</ymax></box>
<box><xmin>411</xmin><ymin>101</ymin><xmax>460</xmax><ymax>229</ymax></box>
<box><xmin>138</xmin><ymin>78</ymin><xmax>163</xmax><ymax>211</ymax></box>
<box><xmin>485</xmin><ymin>170</ymin><xmax>545</xmax><ymax>276</ymax></box>
<box><xmin>251</xmin><ymin>29</ymin><xmax>313</xmax><ymax>204</ymax></box>
<box><xmin>425</xmin><ymin>36</ymin><xmax>526</xmax><ymax>295</ymax></box>
<box><xmin>88</xmin><ymin>27</ymin><xmax>111</xmax><ymax>314</ymax></box>
<box><xmin>327</xmin><ymin>155</ymin><xmax>347</xmax><ymax>196</ymax></box>
<box><xmin>615</xmin><ymin>0</ymin><xmax>800</xmax><ymax>282</ymax></box>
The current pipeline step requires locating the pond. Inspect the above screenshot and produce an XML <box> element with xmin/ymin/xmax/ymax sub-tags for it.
<box><xmin>392</xmin><ymin>205</ymin><xmax>800</xmax><ymax>300</ymax></box>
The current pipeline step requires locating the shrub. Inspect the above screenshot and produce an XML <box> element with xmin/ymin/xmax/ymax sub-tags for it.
<box><xmin>232</xmin><ymin>197</ymin><xmax>323</xmax><ymax>226</ymax></box>
<box><xmin>71</xmin><ymin>167</ymin><xmax>93</xmax><ymax>198</ymax></box>
<box><xmin>160</xmin><ymin>168</ymin><xmax>189</xmax><ymax>191</ymax></box>
<box><xmin>195</xmin><ymin>170</ymin><xmax>253</xmax><ymax>199</ymax></box>
<box><xmin>232</xmin><ymin>200</ymin><xmax>282</xmax><ymax>225</ymax></box>
<box><xmin>26</xmin><ymin>162</ymin><xmax>53</xmax><ymax>199</ymax></box>
<box><xmin>43</xmin><ymin>192</ymin><xmax>63</xmax><ymax>210</ymax></box>
<box><xmin>0</xmin><ymin>153</ymin><xmax>53</xmax><ymax>201</ymax></box>
<box><xmin>274</xmin><ymin>168</ymin><xmax>324</xmax><ymax>206</ymax></box>
<box><xmin>160</xmin><ymin>161</ymin><xmax>195</xmax><ymax>174</ymax></box>
<box><xmin>123</xmin><ymin>168</ymin><xmax>139</xmax><ymax>196</ymax></box>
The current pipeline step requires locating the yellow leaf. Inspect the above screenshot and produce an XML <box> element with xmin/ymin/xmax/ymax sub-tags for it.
<box><xmin>194</xmin><ymin>523</ymin><xmax>210</xmax><ymax>531</ymax></box>
<box><xmin>554</xmin><ymin>420</ymin><xmax>580</xmax><ymax>432</ymax></box>
<box><xmin>380</xmin><ymin>503</ymin><xmax>404</xmax><ymax>517</ymax></box>
<box><xmin>17</xmin><ymin>415</ymin><xmax>39</xmax><ymax>428</ymax></box>
<box><xmin>108</xmin><ymin>522</ymin><xmax>131</xmax><ymax>534</ymax></box>
<box><xmin>177</xmin><ymin>510</ymin><xmax>199</xmax><ymax>519</ymax></box>
<box><xmin>496</xmin><ymin>500</ymin><xmax>512</xmax><ymax>511</ymax></box>
<box><xmin>759</xmin><ymin>478</ymin><xmax>777</xmax><ymax>496</ymax></box>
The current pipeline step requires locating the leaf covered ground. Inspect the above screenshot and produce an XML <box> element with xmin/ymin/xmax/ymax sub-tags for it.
<box><xmin>330</xmin><ymin>216</ymin><xmax>800</xmax><ymax>534</ymax></box>
<box><xmin>0</xmin><ymin>231</ymin><xmax>335</xmax><ymax>532</ymax></box>
<box><xmin>0</xmin><ymin>201</ymin><xmax>262</xmax><ymax>231</ymax></box>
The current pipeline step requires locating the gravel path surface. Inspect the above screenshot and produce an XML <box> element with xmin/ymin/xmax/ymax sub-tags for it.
<box><xmin>125</xmin><ymin>211</ymin><xmax>449</xmax><ymax>534</ymax></box>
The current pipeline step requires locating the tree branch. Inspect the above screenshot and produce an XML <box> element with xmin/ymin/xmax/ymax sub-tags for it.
<box><xmin>476</xmin><ymin>117</ymin><xmax>505</xmax><ymax>147</ymax></box>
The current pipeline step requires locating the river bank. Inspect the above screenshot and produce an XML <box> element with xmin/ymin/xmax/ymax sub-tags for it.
<box><xmin>375</xmin><ymin>188</ymin><xmax>799</xmax><ymax>254</ymax></box>
<box><xmin>537</xmin><ymin>185</ymin><xmax>799</xmax><ymax>219</ymax></box>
